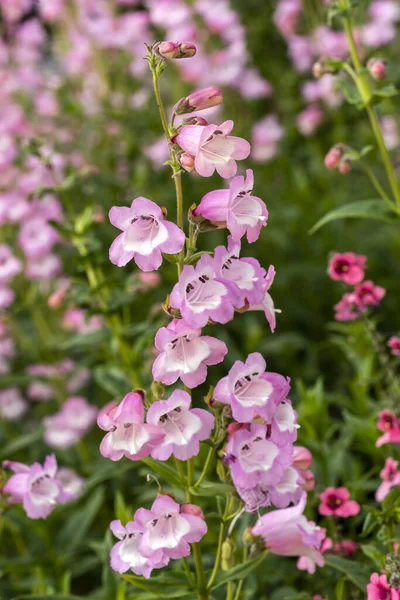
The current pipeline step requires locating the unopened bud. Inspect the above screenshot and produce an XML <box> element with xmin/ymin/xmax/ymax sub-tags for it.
<box><xmin>312</xmin><ymin>61</ymin><xmax>324</xmax><ymax>78</ymax></box>
<box><xmin>302</xmin><ymin>469</ymin><xmax>315</xmax><ymax>491</ymax></box>
<box><xmin>242</xmin><ymin>527</ymin><xmax>254</xmax><ymax>546</ymax></box>
<box><xmin>181</xmin><ymin>116</ymin><xmax>208</xmax><ymax>127</ymax></box>
<box><xmin>292</xmin><ymin>446</ymin><xmax>313</xmax><ymax>471</ymax></box>
<box><xmin>178</xmin><ymin>42</ymin><xmax>197</xmax><ymax>58</ymax></box>
<box><xmin>178</xmin><ymin>152</ymin><xmax>196</xmax><ymax>173</ymax></box>
<box><xmin>368</xmin><ymin>58</ymin><xmax>387</xmax><ymax>81</ymax></box>
<box><xmin>338</xmin><ymin>159</ymin><xmax>351</xmax><ymax>175</ymax></box>
<box><xmin>174</xmin><ymin>87</ymin><xmax>223</xmax><ymax>115</ymax></box>
<box><xmin>181</xmin><ymin>504</ymin><xmax>204</xmax><ymax>519</ymax></box>
<box><xmin>221</xmin><ymin>538</ymin><xmax>236</xmax><ymax>571</ymax></box>
<box><xmin>324</xmin><ymin>144</ymin><xmax>345</xmax><ymax>170</ymax></box>
<box><xmin>156</xmin><ymin>41</ymin><xmax>180</xmax><ymax>59</ymax></box>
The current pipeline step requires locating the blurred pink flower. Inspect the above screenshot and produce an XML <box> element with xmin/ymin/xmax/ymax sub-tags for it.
<box><xmin>319</xmin><ymin>487</ymin><xmax>360</xmax><ymax>517</ymax></box>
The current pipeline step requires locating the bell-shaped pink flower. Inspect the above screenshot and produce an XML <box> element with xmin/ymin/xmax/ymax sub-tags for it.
<box><xmin>225</xmin><ymin>423</ymin><xmax>291</xmax><ymax>490</ymax></box>
<box><xmin>18</xmin><ymin>218</ymin><xmax>59</xmax><ymax>259</ymax></box>
<box><xmin>367</xmin><ymin>573</ymin><xmax>400</xmax><ymax>600</ymax></box>
<box><xmin>376</xmin><ymin>409</ymin><xmax>400</xmax><ymax>447</ymax></box>
<box><xmin>135</xmin><ymin>495</ymin><xmax>207</xmax><ymax>561</ymax></box>
<box><xmin>194</xmin><ymin>170</ymin><xmax>268</xmax><ymax>242</ymax></box>
<box><xmin>269</xmin><ymin>465</ymin><xmax>304</xmax><ymax>508</ymax></box>
<box><xmin>252</xmin><ymin>493</ymin><xmax>325</xmax><ymax>574</ymax></box>
<box><xmin>146</xmin><ymin>389</ymin><xmax>214</xmax><ymax>461</ymax></box>
<box><xmin>0</xmin><ymin>387</ymin><xmax>28</xmax><ymax>421</ymax></box>
<box><xmin>110</xmin><ymin>519</ymin><xmax>166</xmax><ymax>579</ymax></box>
<box><xmin>319</xmin><ymin>487</ymin><xmax>360</xmax><ymax>518</ymax></box>
<box><xmin>152</xmin><ymin>318</ymin><xmax>227</xmax><ymax>388</ymax></box>
<box><xmin>44</xmin><ymin>397</ymin><xmax>97</xmax><ymax>449</ymax></box>
<box><xmin>98</xmin><ymin>392</ymin><xmax>164</xmax><ymax>461</ymax></box>
<box><xmin>213</xmin><ymin>352</ymin><xmax>290</xmax><ymax>423</ymax></box>
<box><xmin>174</xmin><ymin>120</ymin><xmax>250</xmax><ymax>178</ymax></box>
<box><xmin>109</xmin><ymin>197</ymin><xmax>185</xmax><ymax>271</ymax></box>
<box><xmin>246</xmin><ymin>265</ymin><xmax>280</xmax><ymax>332</ymax></box>
<box><xmin>328</xmin><ymin>252</ymin><xmax>366</xmax><ymax>285</ymax></box>
<box><xmin>170</xmin><ymin>254</ymin><xmax>236</xmax><ymax>328</ymax></box>
<box><xmin>3</xmin><ymin>454</ymin><xmax>73</xmax><ymax>519</ymax></box>
<box><xmin>213</xmin><ymin>237</ymin><xmax>266</xmax><ymax>308</ymax></box>
<box><xmin>376</xmin><ymin>457</ymin><xmax>400</xmax><ymax>501</ymax></box>
<box><xmin>0</xmin><ymin>244</ymin><xmax>22</xmax><ymax>284</ymax></box>
<box><xmin>270</xmin><ymin>399</ymin><xmax>300</xmax><ymax>446</ymax></box>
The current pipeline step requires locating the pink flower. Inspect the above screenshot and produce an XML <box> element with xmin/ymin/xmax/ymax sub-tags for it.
<box><xmin>3</xmin><ymin>455</ymin><xmax>73</xmax><ymax>519</ymax></box>
<box><xmin>246</xmin><ymin>265</ymin><xmax>280</xmax><ymax>332</ymax></box>
<box><xmin>0</xmin><ymin>287</ymin><xmax>15</xmax><ymax>310</ymax></box>
<box><xmin>109</xmin><ymin>197</ymin><xmax>185</xmax><ymax>271</ymax></box>
<box><xmin>213</xmin><ymin>352</ymin><xmax>290</xmax><ymax>423</ymax></box>
<box><xmin>98</xmin><ymin>392</ymin><xmax>164</xmax><ymax>461</ymax></box>
<box><xmin>135</xmin><ymin>496</ymin><xmax>207</xmax><ymax>562</ymax></box>
<box><xmin>0</xmin><ymin>388</ymin><xmax>28</xmax><ymax>421</ymax></box>
<box><xmin>367</xmin><ymin>573</ymin><xmax>400</xmax><ymax>600</ymax></box>
<box><xmin>26</xmin><ymin>254</ymin><xmax>62</xmax><ymax>280</ymax></box>
<box><xmin>225</xmin><ymin>423</ymin><xmax>292</xmax><ymax>491</ymax></box>
<box><xmin>170</xmin><ymin>254</ymin><xmax>236</xmax><ymax>328</ymax></box>
<box><xmin>152</xmin><ymin>318</ymin><xmax>227</xmax><ymax>388</ymax></box>
<box><xmin>319</xmin><ymin>487</ymin><xmax>360</xmax><ymax>518</ymax></box>
<box><xmin>38</xmin><ymin>0</ymin><xmax>64</xmax><ymax>22</ymax></box>
<box><xmin>376</xmin><ymin>410</ymin><xmax>400</xmax><ymax>447</ymax></box>
<box><xmin>376</xmin><ymin>458</ymin><xmax>400</xmax><ymax>501</ymax></box>
<box><xmin>273</xmin><ymin>0</ymin><xmax>301</xmax><ymax>36</ymax></box>
<box><xmin>44</xmin><ymin>397</ymin><xmax>97</xmax><ymax>449</ymax></box>
<box><xmin>334</xmin><ymin>292</ymin><xmax>364</xmax><ymax>321</ymax></box>
<box><xmin>63</xmin><ymin>309</ymin><xmax>103</xmax><ymax>334</ymax></box>
<box><xmin>194</xmin><ymin>170</ymin><xmax>268</xmax><ymax>243</ymax></box>
<box><xmin>174</xmin><ymin>120</ymin><xmax>250</xmax><ymax>178</ymax></box>
<box><xmin>57</xmin><ymin>467</ymin><xmax>85</xmax><ymax>498</ymax></box>
<box><xmin>251</xmin><ymin>115</ymin><xmax>284</xmax><ymax>163</ymax></box>
<box><xmin>147</xmin><ymin>389</ymin><xmax>214</xmax><ymax>461</ymax></box>
<box><xmin>388</xmin><ymin>336</ymin><xmax>400</xmax><ymax>356</ymax></box>
<box><xmin>334</xmin><ymin>539</ymin><xmax>359</xmax><ymax>558</ymax></box>
<box><xmin>297</xmin><ymin>104</ymin><xmax>324</xmax><ymax>137</ymax></box>
<box><xmin>174</xmin><ymin>87</ymin><xmax>223</xmax><ymax>114</ymax></box>
<box><xmin>354</xmin><ymin>280</ymin><xmax>386</xmax><ymax>307</ymax></box>
<box><xmin>0</xmin><ymin>244</ymin><xmax>22</xmax><ymax>284</ymax></box>
<box><xmin>252</xmin><ymin>493</ymin><xmax>325</xmax><ymax>574</ymax></box>
<box><xmin>292</xmin><ymin>446</ymin><xmax>313</xmax><ymax>471</ymax></box>
<box><xmin>328</xmin><ymin>252</ymin><xmax>367</xmax><ymax>285</ymax></box>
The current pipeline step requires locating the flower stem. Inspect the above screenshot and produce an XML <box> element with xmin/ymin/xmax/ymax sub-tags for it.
<box><xmin>233</xmin><ymin>547</ymin><xmax>249</xmax><ymax>600</ymax></box>
<box><xmin>226</xmin><ymin>582</ymin><xmax>234</xmax><ymax>600</ymax></box>
<box><xmin>206</xmin><ymin>521</ymin><xmax>225</xmax><ymax>590</ymax></box>
<box><xmin>193</xmin><ymin>446</ymin><xmax>214</xmax><ymax>488</ymax></box>
<box><xmin>340</xmin><ymin>0</ymin><xmax>400</xmax><ymax>211</ymax></box>
<box><xmin>151</xmin><ymin>68</ymin><xmax>171</xmax><ymax>144</ymax></box>
<box><xmin>361</xmin><ymin>163</ymin><xmax>395</xmax><ymax>210</ymax></box>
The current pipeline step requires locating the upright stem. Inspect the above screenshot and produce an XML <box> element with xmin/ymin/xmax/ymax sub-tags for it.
<box><xmin>340</xmin><ymin>0</ymin><xmax>400</xmax><ymax>210</ymax></box>
<box><xmin>226</xmin><ymin>582</ymin><xmax>234</xmax><ymax>600</ymax></box>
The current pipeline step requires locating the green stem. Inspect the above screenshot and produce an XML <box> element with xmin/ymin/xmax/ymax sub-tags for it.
<box><xmin>187</xmin><ymin>459</ymin><xmax>208</xmax><ymax>599</ymax></box>
<box><xmin>173</xmin><ymin>164</ymin><xmax>185</xmax><ymax>275</ymax></box>
<box><xmin>152</xmin><ymin>68</ymin><xmax>171</xmax><ymax>143</ymax></box>
<box><xmin>182</xmin><ymin>556</ymin><xmax>196</xmax><ymax>587</ymax></box>
<box><xmin>174</xmin><ymin>456</ymin><xmax>186</xmax><ymax>482</ymax></box>
<box><xmin>226</xmin><ymin>582</ymin><xmax>234</xmax><ymax>600</ymax></box>
<box><xmin>341</xmin><ymin>1</ymin><xmax>400</xmax><ymax>210</ymax></box>
<box><xmin>193</xmin><ymin>447</ymin><xmax>214</xmax><ymax>488</ymax></box>
<box><xmin>361</xmin><ymin>163</ymin><xmax>395</xmax><ymax>210</ymax></box>
<box><xmin>233</xmin><ymin>547</ymin><xmax>249</xmax><ymax>600</ymax></box>
<box><xmin>206</xmin><ymin>521</ymin><xmax>225</xmax><ymax>590</ymax></box>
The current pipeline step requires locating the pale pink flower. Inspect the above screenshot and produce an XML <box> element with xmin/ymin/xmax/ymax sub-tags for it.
<box><xmin>44</xmin><ymin>397</ymin><xmax>97</xmax><ymax>449</ymax></box>
<box><xmin>0</xmin><ymin>388</ymin><xmax>28</xmax><ymax>421</ymax></box>
<box><xmin>0</xmin><ymin>244</ymin><xmax>22</xmax><ymax>284</ymax></box>
<box><xmin>297</xmin><ymin>104</ymin><xmax>324</xmax><ymax>137</ymax></box>
<box><xmin>334</xmin><ymin>292</ymin><xmax>364</xmax><ymax>321</ymax></box>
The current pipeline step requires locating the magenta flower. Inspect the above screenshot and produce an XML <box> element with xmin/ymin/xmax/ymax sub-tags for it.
<box><xmin>376</xmin><ymin>457</ymin><xmax>400</xmax><ymax>502</ymax></box>
<box><xmin>98</xmin><ymin>392</ymin><xmax>164</xmax><ymax>461</ymax></box>
<box><xmin>388</xmin><ymin>335</ymin><xmax>400</xmax><ymax>356</ymax></box>
<box><xmin>328</xmin><ymin>252</ymin><xmax>366</xmax><ymax>285</ymax></box>
<box><xmin>225</xmin><ymin>423</ymin><xmax>291</xmax><ymax>490</ymax></box>
<box><xmin>170</xmin><ymin>254</ymin><xmax>236</xmax><ymax>328</ymax></box>
<box><xmin>43</xmin><ymin>397</ymin><xmax>97</xmax><ymax>449</ymax></box>
<box><xmin>135</xmin><ymin>495</ymin><xmax>207</xmax><ymax>561</ymax></box>
<box><xmin>334</xmin><ymin>292</ymin><xmax>364</xmax><ymax>321</ymax></box>
<box><xmin>252</xmin><ymin>493</ymin><xmax>325</xmax><ymax>574</ymax></box>
<box><xmin>109</xmin><ymin>197</ymin><xmax>185</xmax><ymax>271</ymax></box>
<box><xmin>354</xmin><ymin>280</ymin><xmax>386</xmax><ymax>307</ymax></box>
<box><xmin>174</xmin><ymin>120</ymin><xmax>250</xmax><ymax>178</ymax></box>
<box><xmin>319</xmin><ymin>487</ymin><xmax>360</xmax><ymax>518</ymax></box>
<box><xmin>246</xmin><ymin>265</ymin><xmax>280</xmax><ymax>332</ymax></box>
<box><xmin>0</xmin><ymin>387</ymin><xmax>28</xmax><ymax>421</ymax></box>
<box><xmin>194</xmin><ymin>170</ymin><xmax>268</xmax><ymax>242</ymax></box>
<box><xmin>0</xmin><ymin>244</ymin><xmax>22</xmax><ymax>284</ymax></box>
<box><xmin>213</xmin><ymin>352</ymin><xmax>290</xmax><ymax>423</ymax></box>
<box><xmin>146</xmin><ymin>389</ymin><xmax>214</xmax><ymax>461</ymax></box>
<box><xmin>367</xmin><ymin>573</ymin><xmax>400</xmax><ymax>600</ymax></box>
<box><xmin>152</xmin><ymin>318</ymin><xmax>227</xmax><ymax>388</ymax></box>
<box><xmin>110</xmin><ymin>519</ymin><xmax>166</xmax><ymax>579</ymax></box>
<box><xmin>376</xmin><ymin>409</ymin><xmax>400</xmax><ymax>447</ymax></box>
<box><xmin>3</xmin><ymin>455</ymin><xmax>73</xmax><ymax>519</ymax></box>
<box><xmin>213</xmin><ymin>237</ymin><xmax>266</xmax><ymax>308</ymax></box>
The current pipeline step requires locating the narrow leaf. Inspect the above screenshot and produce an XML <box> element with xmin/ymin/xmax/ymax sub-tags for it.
<box><xmin>310</xmin><ymin>199</ymin><xmax>396</xmax><ymax>234</ymax></box>
<box><xmin>212</xmin><ymin>551</ymin><xmax>268</xmax><ymax>589</ymax></box>
<box><xmin>323</xmin><ymin>555</ymin><xmax>370</xmax><ymax>590</ymax></box>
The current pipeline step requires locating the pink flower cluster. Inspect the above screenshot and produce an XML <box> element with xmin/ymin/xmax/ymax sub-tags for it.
<box><xmin>328</xmin><ymin>252</ymin><xmax>386</xmax><ymax>321</ymax></box>
<box><xmin>110</xmin><ymin>496</ymin><xmax>207</xmax><ymax>577</ymax></box>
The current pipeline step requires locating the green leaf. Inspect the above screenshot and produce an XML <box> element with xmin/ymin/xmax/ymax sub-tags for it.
<box><xmin>212</xmin><ymin>551</ymin><xmax>268</xmax><ymax>589</ymax></box>
<box><xmin>188</xmin><ymin>482</ymin><xmax>235</xmax><ymax>497</ymax></box>
<box><xmin>361</xmin><ymin>511</ymin><xmax>379</xmax><ymax>537</ymax></box>
<box><xmin>162</xmin><ymin>252</ymin><xmax>181</xmax><ymax>264</ymax></box>
<box><xmin>309</xmin><ymin>199</ymin><xmax>396</xmax><ymax>234</ymax></box>
<box><xmin>337</xmin><ymin>80</ymin><xmax>363</xmax><ymax>108</ymax></box>
<box><xmin>0</xmin><ymin>430</ymin><xmax>42</xmax><ymax>460</ymax></box>
<box><xmin>361</xmin><ymin>543</ymin><xmax>385</xmax><ymax>568</ymax></box>
<box><xmin>94</xmin><ymin>365</ymin><xmax>132</xmax><ymax>397</ymax></box>
<box><xmin>324</xmin><ymin>555</ymin><xmax>370</xmax><ymax>590</ymax></box>
<box><xmin>140</xmin><ymin>458</ymin><xmax>186</xmax><ymax>488</ymax></box>
<box><xmin>382</xmin><ymin>486</ymin><xmax>400</xmax><ymax>509</ymax></box>
<box><xmin>60</xmin><ymin>329</ymin><xmax>108</xmax><ymax>352</ymax></box>
<box><xmin>122</xmin><ymin>572</ymin><xmax>193</xmax><ymax>598</ymax></box>
<box><xmin>372</xmin><ymin>84</ymin><xmax>399</xmax><ymax>102</ymax></box>
<box><xmin>11</xmin><ymin>596</ymin><xmax>84</xmax><ymax>600</ymax></box>
<box><xmin>56</xmin><ymin>487</ymin><xmax>105</xmax><ymax>551</ymax></box>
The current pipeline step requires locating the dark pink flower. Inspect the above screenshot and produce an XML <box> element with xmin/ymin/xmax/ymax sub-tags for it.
<box><xmin>388</xmin><ymin>336</ymin><xmax>400</xmax><ymax>356</ymax></box>
<box><xmin>334</xmin><ymin>292</ymin><xmax>364</xmax><ymax>321</ymax></box>
<box><xmin>376</xmin><ymin>410</ymin><xmax>400</xmax><ymax>447</ymax></box>
<box><xmin>376</xmin><ymin>457</ymin><xmax>400</xmax><ymax>501</ymax></box>
<box><xmin>328</xmin><ymin>252</ymin><xmax>367</xmax><ymax>285</ymax></box>
<box><xmin>354</xmin><ymin>280</ymin><xmax>386</xmax><ymax>307</ymax></box>
<box><xmin>367</xmin><ymin>573</ymin><xmax>400</xmax><ymax>600</ymax></box>
<box><xmin>319</xmin><ymin>487</ymin><xmax>360</xmax><ymax>518</ymax></box>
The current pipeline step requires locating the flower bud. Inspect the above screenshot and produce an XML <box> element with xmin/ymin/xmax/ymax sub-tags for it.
<box><xmin>181</xmin><ymin>116</ymin><xmax>208</xmax><ymax>127</ymax></box>
<box><xmin>174</xmin><ymin>87</ymin><xmax>223</xmax><ymax>115</ymax></box>
<box><xmin>312</xmin><ymin>61</ymin><xmax>324</xmax><ymax>79</ymax></box>
<box><xmin>156</xmin><ymin>41</ymin><xmax>180</xmax><ymax>59</ymax></box>
<box><xmin>368</xmin><ymin>58</ymin><xmax>387</xmax><ymax>81</ymax></box>
<box><xmin>242</xmin><ymin>527</ymin><xmax>254</xmax><ymax>546</ymax></box>
<box><xmin>324</xmin><ymin>144</ymin><xmax>344</xmax><ymax>170</ymax></box>
<box><xmin>302</xmin><ymin>469</ymin><xmax>315</xmax><ymax>491</ymax></box>
<box><xmin>338</xmin><ymin>159</ymin><xmax>351</xmax><ymax>175</ymax></box>
<box><xmin>292</xmin><ymin>446</ymin><xmax>313</xmax><ymax>471</ymax></box>
<box><xmin>177</xmin><ymin>152</ymin><xmax>196</xmax><ymax>173</ymax></box>
<box><xmin>181</xmin><ymin>504</ymin><xmax>204</xmax><ymax>519</ymax></box>
<box><xmin>178</xmin><ymin>42</ymin><xmax>197</xmax><ymax>58</ymax></box>
<box><xmin>221</xmin><ymin>538</ymin><xmax>236</xmax><ymax>571</ymax></box>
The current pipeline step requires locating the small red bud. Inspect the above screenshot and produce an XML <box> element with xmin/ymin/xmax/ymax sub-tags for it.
<box><xmin>324</xmin><ymin>144</ymin><xmax>344</xmax><ymax>170</ymax></box>
<box><xmin>338</xmin><ymin>159</ymin><xmax>351</xmax><ymax>175</ymax></box>
<box><xmin>174</xmin><ymin>87</ymin><xmax>223</xmax><ymax>115</ymax></box>
<box><xmin>368</xmin><ymin>58</ymin><xmax>387</xmax><ymax>81</ymax></box>
<box><xmin>178</xmin><ymin>152</ymin><xmax>196</xmax><ymax>173</ymax></box>
<box><xmin>181</xmin><ymin>116</ymin><xmax>208</xmax><ymax>127</ymax></box>
<box><xmin>181</xmin><ymin>504</ymin><xmax>204</xmax><ymax>519</ymax></box>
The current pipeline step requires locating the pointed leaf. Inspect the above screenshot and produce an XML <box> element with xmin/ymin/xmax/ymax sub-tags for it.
<box><xmin>310</xmin><ymin>199</ymin><xmax>396</xmax><ymax>234</ymax></box>
<box><xmin>212</xmin><ymin>551</ymin><xmax>268</xmax><ymax>589</ymax></box>
<box><xmin>323</xmin><ymin>555</ymin><xmax>370</xmax><ymax>590</ymax></box>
